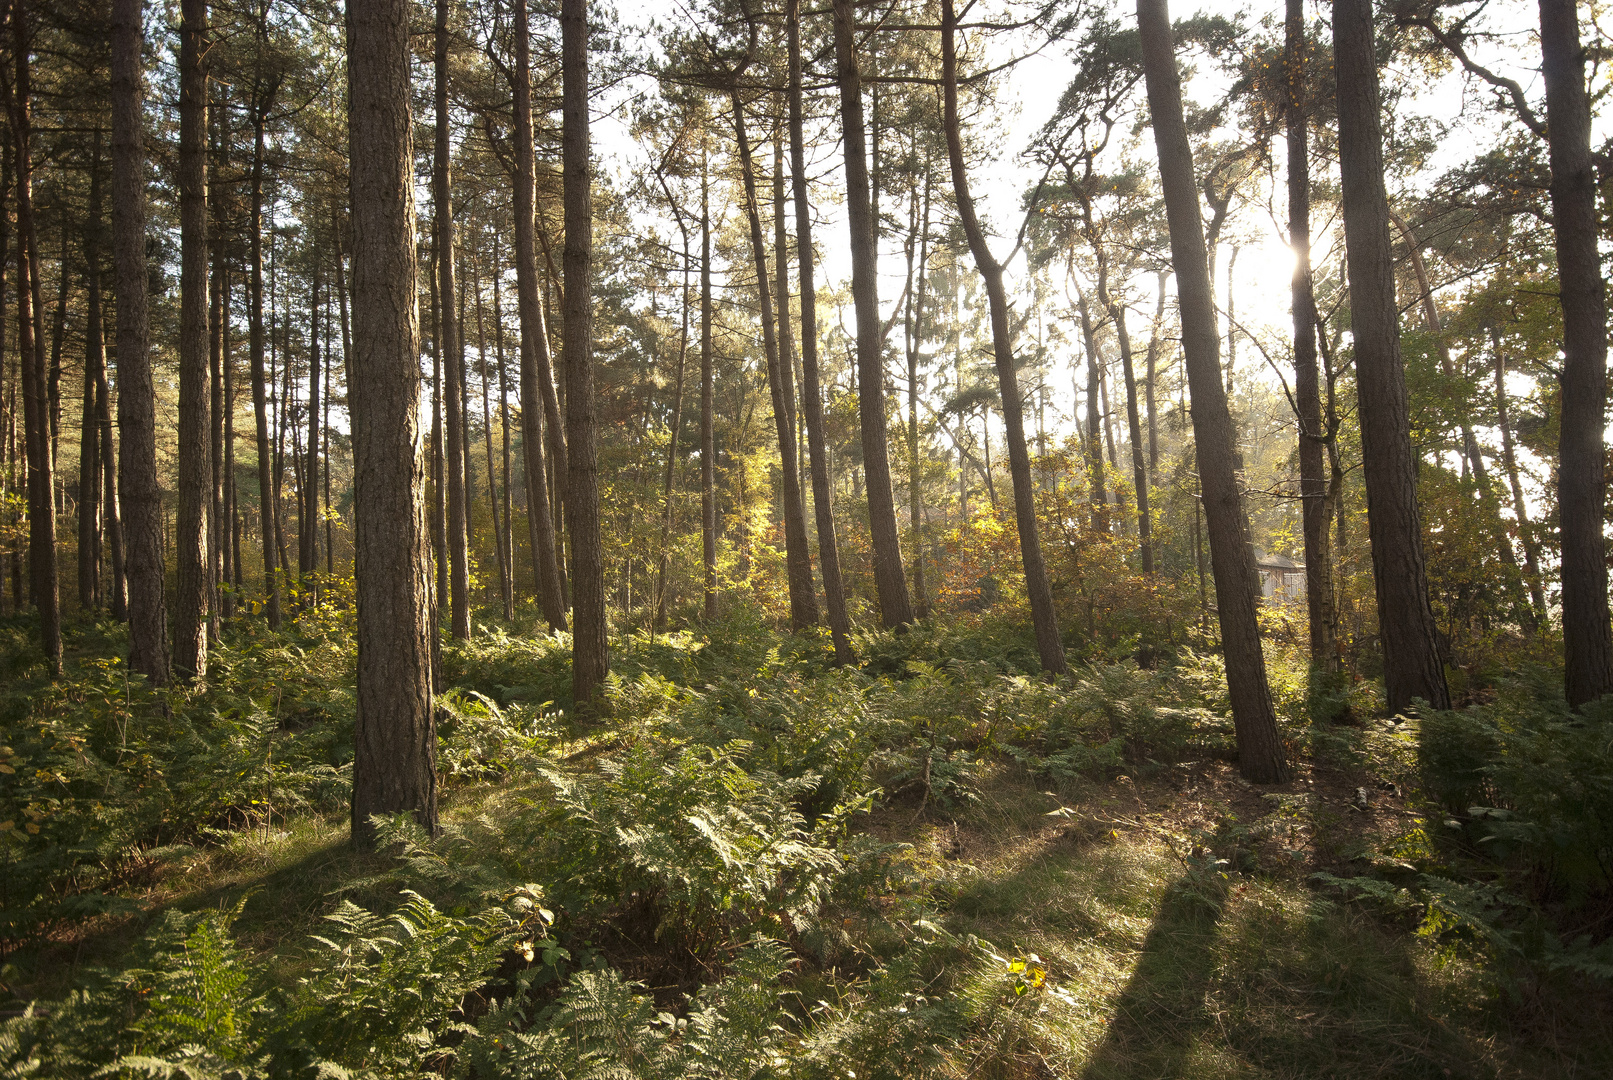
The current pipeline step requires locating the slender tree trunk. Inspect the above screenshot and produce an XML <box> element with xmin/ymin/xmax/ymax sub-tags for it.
<box><xmin>249</xmin><ymin>99</ymin><xmax>279</xmax><ymax>628</ymax></box>
<box><xmin>208</xmin><ymin>105</ymin><xmax>226</xmax><ymax>635</ymax></box>
<box><xmin>510</xmin><ymin>0</ymin><xmax>565</xmax><ymax>630</ymax></box>
<box><xmin>1139</xmin><ymin>0</ymin><xmax>1287</xmax><ymax>780</ymax></box>
<box><xmin>831</xmin><ymin>0</ymin><xmax>914</xmax><ymax>628</ymax></box>
<box><xmin>111</xmin><ymin>0</ymin><xmax>158</xmax><ymax>653</ymax></box>
<box><xmin>731</xmin><ymin>84</ymin><xmax>817</xmax><ymax>628</ymax></box>
<box><xmin>12</xmin><ymin>0</ymin><xmax>60</xmax><ymax>677</ymax></box>
<box><xmin>98</xmin><ymin>337</ymin><xmax>126</xmax><ymax>620</ymax></box>
<box><xmin>1288</xmin><ymin>0</ymin><xmax>1339</xmax><ymax>674</ymax></box>
<box><xmin>303</xmin><ymin>267</ymin><xmax>322</xmax><ymax>600</ymax></box>
<box><xmin>562</xmin><ymin>0</ymin><xmax>607</xmax><ymax>704</ymax></box>
<box><xmin>173</xmin><ymin>0</ymin><xmax>212</xmax><ymax>679</ymax></box>
<box><xmin>346</xmin><ymin>0</ymin><xmax>437</xmax><ymax>848</ymax></box>
<box><xmin>1334</xmin><ymin>0</ymin><xmax>1450</xmax><ymax>713</ymax></box>
<box><xmin>1146</xmin><ymin>270</ymin><xmax>1165</xmax><ymax>480</ymax></box>
<box><xmin>653</xmin><ymin>182</ymin><xmax>690</xmax><ymax>634</ymax></box>
<box><xmin>79</xmin><ymin>143</ymin><xmax>107</xmax><ymax>612</ymax></box>
<box><xmin>941</xmin><ymin>0</ymin><xmax>1065</xmax><ymax>674</ymax></box>
<box><xmin>1539</xmin><ymin>0</ymin><xmax>1613</xmax><ymax>706</ymax></box>
<box><xmin>429</xmin><ymin>253</ymin><xmax>447</xmax><ymax>611</ymax></box>
<box><xmin>434</xmin><ymin>0</ymin><xmax>469</xmax><ymax>640</ymax></box>
<box><xmin>1077</xmin><ymin>289</ymin><xmax>1106</xmax><ymax>521</ymax></box>
<box><xmin>473</xmin><ymin>260</ymin><xmax>511</xmax><ymax>618</ymax></box>
<box><xmin>1491</xmin><ymin>329</ymin><xmax>1547</xmax><ymax>620</ymax></box>
<box><xmin>908</xmin><ymin>160</ymin><xmax>932</xmax><ymax>616</ymax></box>
<box><xmin>1112</xmin><ymin>300</ymin><xmax>1152</xmax><ymax>572</ymax></box>
<box><xmin>489</xmin><ymin>246</ymin><xmax>515</xmax><ymax>620</ymax></box>
<box><xmin>700</xmin><ymin>153</ymin><xmax>717</xmax><ymax>621</ymax></box>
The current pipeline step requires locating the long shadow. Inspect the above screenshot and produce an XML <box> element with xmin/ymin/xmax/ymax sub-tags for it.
<box><xmin>1078</xmin><ymin>871</ymin><xmax>1227</xmax><ymax>1080</ymax></box>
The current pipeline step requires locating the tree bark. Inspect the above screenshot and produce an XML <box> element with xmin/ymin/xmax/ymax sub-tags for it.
<box><xmin>79</xmin><ymin>142</ymin><xmax>107</xmax><ymax>612</ymax></box>
<box><xmin>435</xmin><ymin>0</ymin><xmax>470</xmax><ymax>640</ymax></box>
<box><xmin>562</xmin><ymin>0</ymin><xmax>607</xmax><ymax>704</ymax></box>
<box><xmin>1139</xmin><ymin>0</ymin><xmax>1287</xmax><ymax>780</ymax></box>
<box><xmin>510</xmin><ymin>0</ymin><xmax>566</xmax><ymax>630</ymax></box>
<box><xmin>303</xmin><ymin>267</ymin><xmax>322</xmax><ymax>598</ymax></box>
<box><xmin>346</xmin><ymin>0</ymin><xmax>437</xmax><ymax>847</ymax></box>
<box><xmin>174</xmin><ymin>0</ymin><xmax>212</xmax><ymax>679</ymax></box>
<box><xmin>472</xmin><ymin>259</ymin><xmax>512</xmax><ymax>619</ymax></box>
<box><xmin>1288</xmin><ymin>0</ymin><xmax>1338</xmax><ymax>674</ymax></box>
<box><xmin>831</xmin><ymin>0</ymin><xmax>914</xmax><ymax>628</ymax></box>
<box><xmin>1113</xmin><ymin>299</ymin><xmax>1152</xmax><ymax>571</ymax></box>
<box><xmin>1077</xmin><ymin>288</ymin><xmax>1106</xmax><ymax>521</ymax></box>
<box><xmin>12</xmin><ymin>0</ymin><xmax>60</xmax><ymax>678</ymax></box>
<box><xmin>652</xmin><ymin>167</ymin><xmax>690</xmax><ymax>634</ymax></box>
<box><xmin>1334</xmin><ymin>0</ymin><xmax>1450</xmax><ymax>714</ymax></box>
<box><xmin>1491</xmin><ymin>328</ymin><xmax>1547</xmax><ymax>621</ymax></box>
<box><xmin>249</xmin><ymin>76</ymin><xmax>280</xmax><ymax>629</ymax></box>
<box><xmin>1539</xmin><ymin>0</ymin><xmax>1613</xmax><ymax>706</ymax></box>
<box><xmin>111</xmin><ymin>0</ymin><xmax>161</xmax><ymax>673</ymax></box>
<box><xmin>700</xmin><ymin>151</ymin><xmax>717</xmax><ymax>621</ymax></box>
<box><xmin>941</xmin><ymin>0</ymin><xmax>1065</xmax><ymax>674</ymax></box>
<box><xmin>731</xmin><ymin>82</ymin><xmax>817</xmax><ymax>629</ymax></box>
<box><xmin>1145</xmin><ymin>270</ymin><xmax>1165</xmax><ymax>480</ymax></box>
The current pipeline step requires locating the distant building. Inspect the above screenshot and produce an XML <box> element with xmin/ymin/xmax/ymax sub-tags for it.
<box><xmin>1252</xmin><ymin>548</ymin><xmax>1305</xmax><ymax>602</ymax></box>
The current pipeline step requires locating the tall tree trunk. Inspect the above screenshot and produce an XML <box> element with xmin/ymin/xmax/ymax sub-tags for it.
<box><xmin>174</xmin><ymin>0</ymin><xmax>212</xmax><ymax>680</ymax></box>
<box><xmin>208</xmin><ymin>201</ymin><xmax>226</xmax><ymax>634</ymax></box>
<box><xmin>111</xmin><ymin>0</ymin><xmax>158</xmax><ymax>666</ymax></box>
<box><xmin>562</xmin><ymin>0</ymin><xmax>607</xmax><ymax>704</ymax></box>
<box><xmin>1491</xmin><ymin>329</ymin><xmax>1547</xmax><ymax>620</ymax></box>
<box><xmin>731</xmin><ymin>83</ymin><xmax>817</xmax><ymax>629</ymax></box>
<box><xmin>1138</xmin><ymin>0</ymin><xmax>1287</xmax><ymax>781</ymax></box>
<box><xmin>652</xmin><ymin>171</ymin><xmax>690</xmax><ymax>634</ymax></box>
<box><xmin>1539</xmin><ymin>0</ymin><xmax>1613</xmax><ymax>706</ymax></box>
<box><xmin>1077</xmin><ymin>288</ymin><xmax>1106</xmax><ymax>521</ymax></box>
<box><xmin>941</xmin><ymin>0</ymin><xmax>1065</xmax><ymax>674</ymax></box>
<box><xmin>429</xmin><ymin>253</ymin><xmax>447</xmax><ymax>612</ymax></box>
<box><xmin>12</xmin><ymin>0</ymin><xmax>60</xmax><ymax>678</ymax></box>
<box><xmin>700</xmin><ymin>152</ymin><xmax>717</xmax><ymax>621</ymax></box>
<box><xmin>79</xmin><ymin>142</ymin><xmax>107</xmax><ymax>611</ymax></box>
<box><xmin>303</xmin><ymin>267</ymin><xmax>322</xmax><ymax>598</ymax></box>
<box><xmin>1288</xmin><ymin>0</ymin><xmax>1339</xmax><ymax>674</ymax></box>
<box><xmin>830</xmin><ymin>0</ymin><xmax>914</xmax><ymax>628</ymax></box>
<box><xmin>98</xmin><ymin>336</ymin><xmax>126</xmax><ymax>620</ymax></box>
<box><xmin>908</xmin><ymin>160</ymin><xmax>932</xmax><ymax>617</ymax></box>
<box><xmin>488</xmin><ymin>245</ymin><xmax>515</xmax><ymax>620</ymax></box>
<box><xmin>1146</xmin><ymin>270</ymin><xmax>1165</xmax><ymax>480</ymax></box>
<box><xmin>473</xmin><ymin>260</ymin><xmax>511</xmax><ymax>618</ymax></box>
<box><xmin>1112</xmin><ymin>299</ymin><xmax>1152</xmax><ymax>572</ymax></box>
<box><xmin>510</xmin><ymin>0</ymin><xmax>565</xmax><ymax>629</ymax></box>
<box><xmin>249</xmin><ymin>92</ymin><xmax>279</xmax><ymax>629</ymax></box>
<box><xmin>435</xmin><ymin>0</ymin><xmax>469</xmax><ymax>640</ymax></box>
<box><xmin>1333</xmin><ymin>0</ymin><xmax>1450</xmax><ymax>713</ymax></box>
<box><xmin>346</xmin><ymin>0</ymin><xmax>437</xmax><ymax>848</ymax></box>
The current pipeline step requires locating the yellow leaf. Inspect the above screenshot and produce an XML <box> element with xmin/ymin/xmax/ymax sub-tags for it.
<box><xmin>26</xmin><ymin>823</ymin><xmax>39</xmax><ymax>834</ymax></box>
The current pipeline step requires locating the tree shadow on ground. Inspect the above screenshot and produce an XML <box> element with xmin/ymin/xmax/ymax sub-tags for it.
<box><xmin>1077</xmin><ymin>869</ymin><xmax>1227</xmax><ymax>1079</ymax></box>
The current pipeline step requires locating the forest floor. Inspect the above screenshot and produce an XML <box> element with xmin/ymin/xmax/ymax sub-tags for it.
<box><xmin>4</xmin><ymin>609</ymin><xmax>1612</xmax><ymax>1077</ymax></box>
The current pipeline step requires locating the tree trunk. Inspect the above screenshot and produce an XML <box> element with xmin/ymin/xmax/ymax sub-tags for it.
<box><xmin>174</xmin><ymin>0</ymin><xmax>212</xmax><ymax>680</ymax></box>
<box><xmin>111</xmin><ymin>0</ymin><xmax>158</xmax><ymax>666</ymax></box>
<box><xmin>473</xmin><ymin>260</ymin><xmax>512</xmax><ymax>619</ymax></box>
<box><xmin>79</xmin><ymin>142</ymin><xmax>107</xmax><ymax>612</ymax></box>
<box><xmin>941</xmin><ymin>0</ymin><xmax>1065</xmax><ymax>674</ymax></box>
<box><xmin>562</xmin><ymin>0</ymin><xmax>607</xmax><ymax>704</ymax></box>
<box><xmin>1539</xmin><ymin>0</ymin><xmax>1613</xmax><ymax>706</ymax></box>
<box><xmin>908</xmin><ymin>159</ymin><xmax>932</xmax><ymax>616</ymax></box>
<box><xmin>249</xmin><ymin>93</ymin><xmax>279</xmax><ymax>629</ymax></box>
<box><xmin>98</xmin><ymin>336</ymin><xmax>126</xmax><ymax>620</ymax></box>
<box><xmin>830</xmin><ymin>0</ymin><xmax>914</xmax><ymax>628</ymax></box>
<box><xmin>731</xmin><ymin>84</ymin><xmax>817</xmax><ymax>629</ymax></box>
<box><xmin>346</xmin><ymin>0</ymin><xmax>437</xmax><ymax>848</ymax></box>
<box><xmin>1288</xmin><ymin>0</ymin><xmax>1339</xmax><ymax>674</ymax></box>
<box><xmin>652</xmin><ymin>171</ymin><xmax>690</xmax><ymax>634</ymax></box>
<box><xmin>1112</xmin><ymin>300</ymin><xmax>1152</xmax><ymax>572</ymax></box>
<box><xmin>490</xmin><ymin>245</ymin><xmax>516</xmax><ymax>620</ymax></box>
<box><xmin>700</xmin><ymin>152</ymin><xmax>717</xmax><ymax>621</ymax></box>
<box><xmin>510</xmin><ymin>0</ymin><xmax>566</xmax><ymax>630</ymax></box>
<box><xmin>303</xmin><ymin>266</ymin><xmax>322</xmax><ymax>599</ymax></box>
<box><xmin>435</xmin><ymin>0</ymin><xmax>469</xmax><ymax>640</ymax></box>
<box><xmin>12</xmin><ymin>0</ymin><xmax>60</xmax><ymax>678</ymax></box>
<box><xmin>1491</xmin><ymin>329</ymin><xmax>1547</xmax><ymax>621</ymax></box>
<box><xmin>1333</xmin><ymin>0</ymin><xmax>1450</xmax><ymax>714</ymax></box>
<box><xmin>429</xmin><ymin>252</ymin><xmax>447</xmax><ymax>613</ymax></box>
<box><xmin>1077</xmin><ymin>288</ymin><xmax>1106</xmax><ymax>521</ymax></box>
<box><xmin>1145</xmin><ymin>270</ymin><xmax>1165</xmax><ymax>482</ymax></box>
<box><xmin>1138</xmin><ymin>0</ymin><xmax>1287</xmax><ymax>781</ymax></box>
